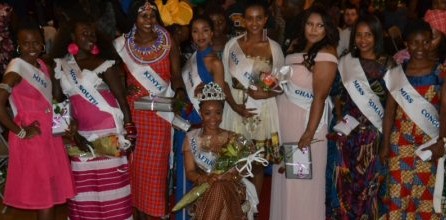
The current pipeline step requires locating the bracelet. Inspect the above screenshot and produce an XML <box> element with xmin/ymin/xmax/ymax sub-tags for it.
<box><xmin>0</xmin><ymin>83</ymin><xmax>12</xmax><ymax>93</ymax></box>
<box><xmin>16</xmin><ymin>127</ymin><xmax>26</xmax><ymax>139</ymax></box>
<box><xmin>124</xmin><ymin>122</ymin><xmax>135</xmax><ymax>127</ymax></box>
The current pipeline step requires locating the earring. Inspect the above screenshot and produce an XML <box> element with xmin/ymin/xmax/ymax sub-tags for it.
<box><xmin>68</xmin><ymin>43</ymin><xmax>79</xmax><ymax>56</ymax></box>
<box><xmin>16</xmin><ymin>46</ymin><xmax>20</xmax><ymax>55</ymax></box>
<box><xmin>90</xmin><ymin>44</ymin><xmax>100</xmax><ymax>55</ymax></box>
<box><xmin>42</xmin><ymin>45</ymin><xmax>46</xmax><ymax>54</ymax></box>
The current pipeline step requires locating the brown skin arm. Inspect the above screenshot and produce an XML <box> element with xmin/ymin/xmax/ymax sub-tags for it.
<box><xmin>224</xmin><ymin>82</ymin><xmax>257</xmax><ymax>118</ymax></box>
<box><xmin>102</xmin><ymin>65</ymin><xmax>132</xmax><ymax>124</ymax></box>
<box><xmin>380</xmin><ymin>94</ymin><xmax>397</xmax><ymax>163</ymax></box>
<box><xmin>334</xmin><ymin>96</ymin><xmax>343</xmax><ymax>122</ymax></box>
<box><xmin>298</xmin><ymin>48</ymin><xmax>337</xmax><ymax>149</ymax></box>
<box><xmin>0</xmin><ymin>72</ymin><xmax>41</xmax><ymax>138</ymax></box>
<box><xmin>207</xmin><ymin>56</ymin><xmax>225</xmax><ymax>88</ymax></box>
<box><xmin>183</xmin><ymin>137</ymin><xmax>216</xmax><ymax>184</ymax></box>
<box><xmin>170</xmin><ymin>39</ymin><xmax>186</xmax><ymax>91</ymax></box>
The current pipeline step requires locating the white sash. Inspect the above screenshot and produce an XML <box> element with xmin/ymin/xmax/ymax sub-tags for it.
<box><xmin>228</xmin><ymin>40</ymin><xmax>255</xmax><ymax>89</ymax></box>
<box><xmin>384</xmin><ymin>65</ymin><xmax>439</xmax><ymax>138</ymax></box>
<box><xmin>182</xmin><ymin>52</ymin><xmax>201</xmax><ymax>113</ymax></box>
<box><xmin>281</xmin><ymin>66</ymin><xmax>332</xmax><ymax>132</ymax></box>
<box><xmin>6</xmin><ymin>58</ymin><xmax>52</xmax><ymax>106</ymax></box>
<box><xmin>338</xmin><ymin>54</ymin><xmax>384</xmax><ymax>132</ymax></box>
<box><xmin>57</xmin><ymin>57</ymin><xmax>129</xmax><ymax>148</ymax></box>
<box><xmin>115</xmin><ymin>36</ymin><xmax>174</xmax><ymax>124</ymax></box>
<box><xmin>188</xmin><ymin>130</ymin><xmax>217</xmax><ymax>173</ymax></box>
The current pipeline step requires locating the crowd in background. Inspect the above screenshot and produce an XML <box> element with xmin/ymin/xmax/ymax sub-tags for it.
<box><xmin>0</xmin><ymin>0</ymin><xmax>445</xmax><ymax>219</ymax></box>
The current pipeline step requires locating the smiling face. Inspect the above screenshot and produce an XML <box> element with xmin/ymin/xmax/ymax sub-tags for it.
<box><xmin>244</xmin><ymin>5</ymin><xmax>268</xmax><ymax>36</ymax></box>
<box><xmin>191</xmin><ymin>19</ymin><xmax>214</xmax><ymax>50</ymax></box>
<box><xmin>17</xmin><ymin>29</ymin><xmax>44</xmax><ymax>62</ymax></box>
<box><xmin>73</xmin><ymin>23</ymin><xmax>97</xmax><ymax>53</ymax></box>
<box><xmin>304</xmin><ymin>13</ymin><xmax>326</xmax><ymax>45</ymax></box>
<box><xmin>406</xmin><ymin>31</ymin><xmax>432</xmax><ymax>60</ymax></box>
<box><xmin>135</xmin><ymin>8</ymin><xmax>158</xmax><ymax>34</ymax></box>
<box><xmin>355</xmin><ymin>22</ymin><xmax>375</xmax><ymax>57</ymax></box>
<box><xmin>200</xmin><ymin>100</ymin><xmax>224</xmax><ymax>131</ymax></box>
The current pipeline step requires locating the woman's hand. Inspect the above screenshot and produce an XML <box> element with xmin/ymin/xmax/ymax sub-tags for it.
<box><xmin>297</xmin><ymin>132</ymin><xmax>313</xmax><ymax>150</ymax></box>
<box><xmin>379</xmin><ymin>144</ymin><xmax>389</xmax><ymax>165</ymax></box>
<box><xmin>204</xmin><ymin>173</ymin><xmax>219</xmax><ymax>185</ymax></box>
<box><xmin>23</xmin><ymin>121</ymin><xmax>41</xmax><ymax>139</ymax></box>
<box><xmin>247</xmin><ymin>87</ymin><xmax>279</xmax><ymax>100</ymax></box>
<box><xmin>217</xmin><ymin>169</ymin><xmax>240</xmax><ymax>182</ymax></box>
<box><xmin>73</xmin><ymin>133</ymin><xmax>91</xmax><ymax>152</ymax></box>
<box><xmin>427</xmin><ymin>139</ymin><xmax>445</xmax><ymax>162</ymax></box>
<box><xmin>194</xmin><ymin>83</ymin><xmax>205</xmax><ymax>97</ymax></box>
<box><xmin>233</xmin><ymin>103</ymin><xmax>257</xmax><ymax>118</ymax></box>
<box><xmin>124</xmin><ymin>122</ymin><xmax>137</xmax><ymax>151</ymax></box>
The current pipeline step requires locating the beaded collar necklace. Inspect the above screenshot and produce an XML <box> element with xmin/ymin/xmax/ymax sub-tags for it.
<box><xmin>126</xmin><ymin>25</ymin><xmax>165</xmax><ymax>55</ymax></box>
<box><xmin>124</xmin><ymin>24</ymin><xmax>170</xmax><ymax>64</ymax></box>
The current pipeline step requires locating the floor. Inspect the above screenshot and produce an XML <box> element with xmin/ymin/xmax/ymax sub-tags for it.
<box><xmin>0</xmin><ymin>204</ymin><xmax>68</xmax><ymax>220</ymax></box>
<box><xmin>0</xmin><ymin>175</ymin><xmax>272</xmax><ymax>220</ymax></box>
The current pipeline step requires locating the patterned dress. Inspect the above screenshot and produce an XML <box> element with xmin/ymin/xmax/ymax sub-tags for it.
<box><xmin>184</xmin><ymin>129</ymin><xmax>248</xmax><ymax>220</ymax></box>
<box><xmin>386</xmin><ymin>63</ymin><xmax>443</xmax><ymax>219</ymax></box>
<box><xmin>326</xmin><ymin>56</ymin><xmax>390</xmax><ymax>219</ymax></box>
<box><xmin>117</xmin><ymin>25</ymin><xmax>173</xmax><ymax>217</ymax></box>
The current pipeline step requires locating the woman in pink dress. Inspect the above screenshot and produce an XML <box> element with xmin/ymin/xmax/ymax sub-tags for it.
<box><xmin>50</xmin><ymin>16</ymin><xmax>134</xmax><ymax>220</ymax></box>
<box><xmin>270</xmin><ymin>6</ymin><xmax>339</xmax><ymax>220</ymax></box>
<box><xmin>0</xmin><ymin>22</ymin><xmax>75</xmax><ymax>219</ymax></box>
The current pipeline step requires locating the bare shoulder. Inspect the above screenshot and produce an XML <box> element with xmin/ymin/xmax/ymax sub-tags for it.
<box><xmin>319</xmin><ymin>46</ymin><xmax>337</xmax><ymax>57</ymax></box>
<box><xmin>206</xmin><ymin>54</ymin><xmax>223</xmax><ymax>68</ymax></box>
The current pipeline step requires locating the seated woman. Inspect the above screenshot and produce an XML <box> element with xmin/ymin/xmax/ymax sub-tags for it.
<box><xmin>183</xmin><ymin>82</ymin><xmax>257</xmax><ymax>220</ymax></box>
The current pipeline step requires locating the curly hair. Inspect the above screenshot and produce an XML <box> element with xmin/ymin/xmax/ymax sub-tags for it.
<box><xmin>349</xmin><ymin>15</ymin><xmax>385</xmax><ymax>58</ymax></box>
<box><xmin>291</xmin><ymin>6</ymin><xmax>339</xmax><ymax>69</ymax></box>
<box><xmin>49</xmin><ymin>15</ymin><xmax>121</xmax><ymax>62</ymax></box>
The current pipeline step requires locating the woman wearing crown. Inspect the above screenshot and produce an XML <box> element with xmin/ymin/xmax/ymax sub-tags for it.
<box><xmin>183</xmin><ymin>82</ymin><xmax>256</xmax><ymax>220</ymax></box>
<box><xmin>221</xmin><ymin>0</ymin><xmax>284</xmax><ymax>197</ymax></box>
<box><xmin>113</xmin><ymin>1</ymin><xmax>183</xmax><ymax>218</ymax></box>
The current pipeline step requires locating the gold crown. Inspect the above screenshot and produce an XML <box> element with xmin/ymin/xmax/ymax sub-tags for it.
<box><xmin>196</xmin><ymin>82</ymin><xmax>226</xmax><ymax>101</ymax></box>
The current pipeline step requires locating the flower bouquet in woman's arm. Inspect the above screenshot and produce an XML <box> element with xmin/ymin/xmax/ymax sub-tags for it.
<box><xmin>172</xmin><ymin>134</ymin><xmax>268</xmax><ymax>212</ymax></box>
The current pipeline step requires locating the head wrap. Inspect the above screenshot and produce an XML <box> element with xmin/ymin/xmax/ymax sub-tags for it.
<box><xmin>424</xmin><ymin>9</ymin><xmax>446</xmax><ymax>36</ymax></box>
<box><xmin>155</xmin><ymin>0</ymin><xmax>193</xmax><ymax>26</ymax></box>
<box><xmin>138</xmin><ymin>1</ymin><xmax>157</xmax><ymax>14</ymax></box>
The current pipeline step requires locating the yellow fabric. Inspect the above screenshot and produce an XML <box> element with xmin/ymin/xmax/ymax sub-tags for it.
<box><xmin>155</xmin><ymin>0</ymin><xmax>193</xmax><ymax>26</ymax></box>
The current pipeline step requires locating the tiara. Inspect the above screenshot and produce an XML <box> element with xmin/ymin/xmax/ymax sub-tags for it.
<box><xmin>196</xmin><ymin>82</ymin><xmax>226</xmax><ymax>101</ymax></box>
<box><xmin>138</xmin><ymin>1</ymin><xmax>157</xmax><ymax>14</ymax></box>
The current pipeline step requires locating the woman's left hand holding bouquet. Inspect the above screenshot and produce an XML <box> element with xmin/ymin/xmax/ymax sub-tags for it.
<box><xmin>65</xmin><ymin>119</ymin><xmax>91</xmax><ymax>152</ymax></box>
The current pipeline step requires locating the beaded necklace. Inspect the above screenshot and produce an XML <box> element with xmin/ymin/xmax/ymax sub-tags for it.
<box><xmin>124</xmin><ymin>24</ymin><xmax>170</xmax><ymax>64</ymax></box>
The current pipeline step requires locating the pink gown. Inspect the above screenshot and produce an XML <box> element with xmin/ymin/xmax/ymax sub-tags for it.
<box><xmin>270</xmin><ymin>53</ymin><xmax>337</xmax><ymax>220</ymax></box>
<box><xmin>3</xmin><ymin>58</ymin><xmax>75</xmax><ymax>209</ymax></box>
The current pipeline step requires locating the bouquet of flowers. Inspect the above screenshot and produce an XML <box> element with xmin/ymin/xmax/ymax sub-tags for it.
<box><xmin>249</xmin><ymin>66</ymin><xmax>290</xmax><ymax>93</ymax></box>
<box><xmin>172</xmin><ymin>135</ymin><xmax>268</xmax><ymax>212</ymax></box>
